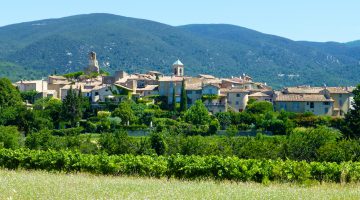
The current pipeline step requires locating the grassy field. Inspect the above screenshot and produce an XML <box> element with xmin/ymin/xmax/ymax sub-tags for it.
<box><xmin>0</xmin><ymin>169</ymin><xmax>360</xmax><ymax>200</ymax></box>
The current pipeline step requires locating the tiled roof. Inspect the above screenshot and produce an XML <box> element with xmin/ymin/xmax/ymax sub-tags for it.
<box><xmin>249</xmin><ymin>92</ymin><xmax>270</xmax><ymax>97</ymax></box>
<box><xmin>220</xmin><ymin>88</ymin><xmax>249</xmax><ymax>93</ymax></box>
<box><xmin>137</xmin><ymin>85</ymin><xmax>158</xmax><ymax>91</ymax></box>
<box><xmin>16</xmin><ymin>80</ymin><xmax>46</xmax><ymax>84</ymax></box>
<box><xmin>159</xmin><ymin>76</ymin><xmax>184</xmax><ymax>82</ymax></box>
<box><xmin>325</xmin><ymin>87</ymin><xmax>351</xmax><ymax>94</ymax></box>
<box><xmin>49</xmin><ymin>75</ymin><xmax>67</xmax><ymax>80</ymax></box>
<box><xmin>284</xmin><ymin>86</ymin><xmax>323</xmax><ymax>94</ymax></box>
<box><xmin>198</xmin><ymin>74</ymin><xmax>215</xmax><ymax>79</ymax></box>
<box><xmin>203</xmin><ymin>83</ymin><xmax>221</xmax><ymax>88</ymax></box>
<box><xmin>275</xmin><ymin>94</ymin><xmax>333</xmax><ymax>102</ymax></box>
<box><xmin>186</xmin><ymin>84</ymin><xmax>202</xmax><ymax>90</ymax></box>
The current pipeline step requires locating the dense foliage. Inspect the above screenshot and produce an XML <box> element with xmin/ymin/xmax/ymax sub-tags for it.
<box><xmin>2</xmin><ymin>148</ymin><xmax>360</xmax><ymax>183</ymax></box>
<box><xmin>0</xmin><ymin>77</ymin><xmax>360</xmax><ymax>184</ymax></box>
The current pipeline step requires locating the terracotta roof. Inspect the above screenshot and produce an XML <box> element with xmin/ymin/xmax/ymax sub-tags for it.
<box><xmin>137</xmin><ymin>85</ymin><xmax>158</xmax><ymax>91</ymax></box>
<box><xmin>203</xmin><ymin>83</ymin><xmax>221</xmax><ymax>88</ymax></box>
<box><xmin>198</xmin><ymin>74</ymin><xmax>215</xmax><ymax>79</ymax></box>
<box><xmin>249</xmin><ymin>92</ymin><xmax>270</xmax><ymax>97</ymax></box>
<box><xmin>49</xmin><ymin>75</ymin><xmax>67</xmax><ymax>80</ymax></box>
<box><xmin>186</xmin><ymin>84</ymin><xmax>202</xmax><ymax>90</ymax></box>
<box><xmin>114</xmin><ymin>84</ymin><xmax>133</xmax><ymax>91</ymax></box>
<box><xmin>221</xmin><ymin>88</ymin><xmax>249</xmax><ymax>93</ymax></box>
<box><xmin>148</xmin><ymin>71</ymin><xmax>163</xmax><ymax>75</ymax></box>
<box><xmin>275</xmin><ymin>94</ymin><xmax>333</xmax><ymax>102</ymax></box>
<box><xmin>284</xmin><ymin>86</ymin><xmax>323</xmax><ymax>94</ymax></box>
<box><xmin>159</xmin><ymin>76</ymin><xmax>184</xmax><ymax>82</ymax></box>
<box><xmin>16</xmin><ymin>80</ymin><xmax>45</xmax><ymax>84</ymax></box>
<box><xmin>325</xmin><ymin>87</ymin><xmax>351</xmax><ymax>94</ymax></box>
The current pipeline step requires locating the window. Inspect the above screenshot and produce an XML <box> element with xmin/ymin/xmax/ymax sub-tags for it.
<box><xmin>323</xmin><ymin>102</ymin><xmax>330</xmax><ymax>105</ymax></box>
<box><xmin>95</xmin><ymin>92</ymin><xmax>99</xmax><ymax>96</ymax></box>
<box><xmin>196</xmin><ymin>90</ymin><xmax>202</xmax><ymax>94</ymax></box>
<box><xmin>310</xmin><ymin>102</ymin><xmax>314</xmax><ymax>109</ymax></box>
<box><xmin>236</xmin><ymin>101</ymin><xmax>239</xmax><ymax>105</ymax></box>
<box><xmin>339</xmin><ymin>100</ymin><xmax>343</xmax><ymax>107</ymax></box>
<box><xmin>236</xmin><ymin>93</ymin><xmax>241</xmax><ymax>97</ymax></box>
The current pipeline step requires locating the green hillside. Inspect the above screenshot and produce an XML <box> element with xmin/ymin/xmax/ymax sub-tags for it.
<box><xmin>0</xmin><ymin>13</ymin><xmax>359</xmax><ymax>87</ymax></box>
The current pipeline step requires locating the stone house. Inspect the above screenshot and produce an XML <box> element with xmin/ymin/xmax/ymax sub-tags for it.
<box><xmin>273</xmin><ymin>93</ymin><xmax>334</xmax><ymax>116</ymax></box>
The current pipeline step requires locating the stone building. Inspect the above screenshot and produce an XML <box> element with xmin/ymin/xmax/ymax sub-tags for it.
<box><xmin>84</xmin><ymin>51</ymin><xmax>100</xmax><ymax>75</ymax></box>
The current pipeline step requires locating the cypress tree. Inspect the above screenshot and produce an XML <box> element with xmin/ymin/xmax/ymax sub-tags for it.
<box><xmin>343</xmin><ymin>85</ymin><xmax>360</xmax><ymax>137</ymax></box>
<box><xmin>61</xmin><ymin>86</ymin><xmax>83</xmax><ymax>127</ymax></box>
<box><xmin>180</xmin><ymin>79</ymin><xmax>187</xmax><ymax>112</ymax></box>
<box><xmin>172</xmin><ymin>84</ymin><xmax>177</xmax><ymax>111</ymax></box>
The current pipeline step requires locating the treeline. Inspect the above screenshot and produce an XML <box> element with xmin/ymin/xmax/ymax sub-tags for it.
<box><xmin>2</xmin><ymin>148</ymin><xmax>360</xmax><ymax>183</ymax></box>
<box><xmin>2</xmin><ymin>125</ymin><xmax>360</xmax><ymax>163</ymax></box>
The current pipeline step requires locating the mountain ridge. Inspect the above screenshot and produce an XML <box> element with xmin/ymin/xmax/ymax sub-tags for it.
<box><xmin>0</xmin><ymin>13</ymin><xmax>359</xmax><ymax>87</ymax></box>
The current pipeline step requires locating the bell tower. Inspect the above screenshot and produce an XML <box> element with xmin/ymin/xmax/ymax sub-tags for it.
<box><xmin>85</xmin><ymin>51</ymin><xmax>100</xmax><ymax>75</ymax></box>
<box><xmin>173</xmin><ymin>59</ymin><xmax>184</xmax><ymax>76</ymax></box>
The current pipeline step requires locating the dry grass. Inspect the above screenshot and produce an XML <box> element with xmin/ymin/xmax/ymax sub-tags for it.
<box><xmin>0</xmin><ymin>169</ymin><xmax>360</xmax><ymax>200</ymax></box>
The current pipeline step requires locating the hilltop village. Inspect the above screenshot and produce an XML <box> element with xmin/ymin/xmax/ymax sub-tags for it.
<box><xmin>16</xmin><ymin>52</ymin><xmax>354</xmax><ymax>117</ymax></box>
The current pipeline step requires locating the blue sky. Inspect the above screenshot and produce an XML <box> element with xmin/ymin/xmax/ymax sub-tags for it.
<box><xmin>1</xmin><ymin>0</ymin><xmax>359</xmax><ymax>42</ymax></box>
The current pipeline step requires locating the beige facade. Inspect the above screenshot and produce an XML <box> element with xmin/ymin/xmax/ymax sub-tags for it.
<box><xmin>321</xmin><ymin>87</ymin><xmax>352</xmax><ymax>117</ymax></box>
<box><xmin>158</xmin><ymin>76</ymin><xmax>183</xmax><ymax>104</ymax></box>
<box><xmin>16</xmin><ymin>80</ymin><xmax>47</xmax><ymax>92</ymax></box>
<box><xmin>222</xmin><ymin>89</ymin><xmax>249</xmax><ymax>112</ymax></box>
<box><xmin>283</xmin><ymin>86</ymin><xmax>353</xmax><ymax>117</ymax></box>
<box><xmin>274</xmin><ymin>93</ymin><xmax>334</xmax><ymax>116</ymax></box>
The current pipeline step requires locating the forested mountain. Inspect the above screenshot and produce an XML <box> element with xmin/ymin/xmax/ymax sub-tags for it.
<box><xmin>0</xmin><ymin>13</ymin><xmax>359</xmax><ymax>87</ymax></box>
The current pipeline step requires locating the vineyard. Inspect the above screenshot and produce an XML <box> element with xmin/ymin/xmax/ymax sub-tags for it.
<box><xmin>1</xmin><ymin>148</ymin><xmax>360</xmax><ymax>184</ymax></box>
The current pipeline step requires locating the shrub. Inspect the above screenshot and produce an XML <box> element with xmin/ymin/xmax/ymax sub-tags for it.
<box><xmin>287</xmin><ymin>126</ymin><xmax>342</xmax><ymax>161</ymax></box>
<box><xmin>0</xmin><ymin>126</ymin><xmax>22</xmax><ymax>149</ymax></box>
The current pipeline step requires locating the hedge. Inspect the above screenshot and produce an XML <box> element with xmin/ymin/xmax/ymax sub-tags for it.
<box><xmin>1</xmin><ymin>148</ymin><xmax>360</xmax><ymax>183</ymax></box>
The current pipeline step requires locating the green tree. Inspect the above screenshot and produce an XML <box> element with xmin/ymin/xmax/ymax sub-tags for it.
<box><xmin>99</xmin><ymin>130</ymin><xmax>134</xmax><ymax>155</ymax></box>
<box><xmin>246</xmin><ymin>101</ymin><xmax>273</xmax><ymax>114</ymax></box>
<box><xmin>343</xmin><ymin>84</ymin><xmax>360</xmax><ymax>137</ymax></box>
<box><xmin>287</xmin><ymin>126</ymin><xmax>342</xmax><ymax>161</ymax></box>
<box><xmin>184</xmin><ymin>100</ymin><xmax>210</xmax><ymax>125</ymax></box>
<box><xmin>20</xmin><ymin>90</ymin><xmax>38</xmax><ymax>104</ymax></box>
<box><xmin>61</xmin><ymin>86</ymin><xmax>83</xmax><ymax>127</ymax></box>
<box><xmin>150</xmin><ymin>132</ymin><xmax>168</xmax><ymax>155</ymax></box>
<box><xmin>112</xmin><ymin>101</ymin><xmax>137</xmax><ymax>125</ymax></box>
<box><xmin>0</xmin><ymin>126</ymin><xmax>22</xmax><ymax>149</ymax></box>
<box><xmin>0</xmin><ymin>78</ymin><xmax>22</xmax><ymax>107</ymax></box>
<box><xmin>34</xmin><ymin>97</ymin><xmax>62</xmax><ymax>128</ymax></box>
<box><xmin>208</xmin><ymin>119</ymin><xmax>220</xmax><ymax>135</ymax></box>
<box><xmin>179</xmin><ymin>79</ymin><xmax>187</xmax><ymax>112</ymax></box>
<box><xmin>171</xmin><ymin>85</ymin><xmax>177</xmax><ymax>111</ymax></box>
<box><xmin>215</xmin><ymin>112</ymin><xmax>232</xmax><ymax>129</ymax></box>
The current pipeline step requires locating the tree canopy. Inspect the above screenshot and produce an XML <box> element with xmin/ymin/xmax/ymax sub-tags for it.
<box><xmin>0</xmin><ymin>78</ymin><xmax>22</xmax><ymax>107</ymax></box>
<box><xmin>184</xmin><ymin>100</ymin><xmax>210</xmax><ymax>125</ymax></box>
<box><xmin>343</xmin><ymin>85</ymin><xmax>360</xmax><ymax>137</ymax></box>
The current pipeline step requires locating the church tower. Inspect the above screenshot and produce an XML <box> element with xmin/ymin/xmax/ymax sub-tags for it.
<box><xmin>173</xmin><ymin>59</ymin><xmax>184</xmax><ymax>76</ymax></box>
<box><xmin>85</xmin><ymin>51</ymin><xmax>100</xmax><ymax>75</ymax></box>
